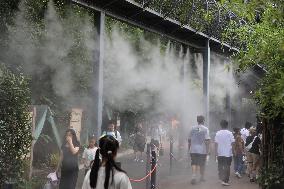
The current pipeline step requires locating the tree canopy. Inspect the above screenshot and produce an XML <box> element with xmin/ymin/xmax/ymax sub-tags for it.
<box><xmin>223</xmin><ymin>0</ymin><xmax>284</xmax><ymax>120</ymax></box>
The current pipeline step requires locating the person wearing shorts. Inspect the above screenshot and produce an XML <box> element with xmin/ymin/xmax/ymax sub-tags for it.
<box><xmin>190</xmin><ymin>153</ymin><xmax>207</xmax><ymax>167</ymax></box>
<box><xmin>188</xmin><ymin>115</ymin><xmax>210</xmax><ymax>184</ymax></box>
<box><xmin>245</xmin><ymin>127</ymin><xmax>261</xmax><ymax>182</ymax></box>
<box><xmin>133</xmin><ymin>123</ymin><xmax>146</xmax><ymax>162</ymax></box>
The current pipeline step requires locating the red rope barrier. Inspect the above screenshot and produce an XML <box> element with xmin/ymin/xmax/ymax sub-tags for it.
<box><xmin>129</xmin><ymin>164</ymin><xmax>158</xmax><ymax>182</ymax></box>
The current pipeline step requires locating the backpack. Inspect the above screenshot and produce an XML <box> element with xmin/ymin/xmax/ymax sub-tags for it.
<box><xmin>245</xmin><ymin>136</ymin><xmax>257</xmax><ymax>151</ymax></box>
<box><xmin>103</xmin><ymin>130</ymin><xmax>118</xmax><ymax>138</ymax></box>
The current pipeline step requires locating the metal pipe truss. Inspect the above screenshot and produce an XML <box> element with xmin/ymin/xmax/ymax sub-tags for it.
<box><xmin>134</xmin><ymin>0</ymin><xmax>246</xmax><ymax>46</ymax></box>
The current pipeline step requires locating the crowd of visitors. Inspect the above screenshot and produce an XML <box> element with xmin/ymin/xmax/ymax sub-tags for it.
<box><xmin>53</xmin><ymin>114</ymin><xmax>261</xmax><ymax>189</ymax></box>
<box><xmin>187</xmin><ymin>116</ymin><xmax>262</xmax><ymax>187</ymax></box>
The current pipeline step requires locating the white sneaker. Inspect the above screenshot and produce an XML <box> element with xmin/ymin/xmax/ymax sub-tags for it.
<box><xmin>140</xmin><ymin>159</ymin><xmax>144</xmax><ymax>163</ymax></box>
<box><xmin>222</xmin><ymin>182</ymin><xmax>230</xmax><ymax>186</ymax></box>
<box><xmin>235</xmin><ymin>172</ymin><xmax>242</xmax><ymax>178</ymax></box>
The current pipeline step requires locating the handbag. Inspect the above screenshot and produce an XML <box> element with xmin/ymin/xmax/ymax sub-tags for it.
<box><xmin>245</xmin><ymin>136</ymin><xmax>257</xmax><ymax>151</ymax></box>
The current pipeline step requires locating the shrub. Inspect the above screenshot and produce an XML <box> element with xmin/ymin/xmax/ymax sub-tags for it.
<box><xmin>0</xmin><ymin>65</ymin><xmax>32</xmax><ymax>185</ymax></box>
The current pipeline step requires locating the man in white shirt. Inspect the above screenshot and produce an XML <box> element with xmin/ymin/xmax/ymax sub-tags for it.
<box><xmin>188</xmin><ymin>115</ymin><xmax>210</xmax><ymax>184</ymax></box>
<box><xmin>215</xmin><ymin>120</ymin><xmax>235</xmax><ymax>186</ymax></box>
<box><xmin>102</xmin><ymin>121</ymin><xmax>122</xmax><ymax>145</ymax></box>
<box><xmin>240</xmin><ymin>122</ymin><xmax>251</xmax><ymax>143</ymax></box>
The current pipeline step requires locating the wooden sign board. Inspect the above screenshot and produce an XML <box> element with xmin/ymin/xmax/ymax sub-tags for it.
<box><xmin>70</xmin><ymin>108</ymin><xmax>83</xmax><ymax>140</ymax></box>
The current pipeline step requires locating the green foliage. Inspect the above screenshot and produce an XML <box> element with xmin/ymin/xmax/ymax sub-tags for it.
<box><xmin>0</xmin><ymin>65</ymin><xmax>32</xmax><ymax>185</ymax></box>
<box><xmin>137</xmin><ymin>0</ymin><xmax>211</xmax><ymax>28</ymax></box>
<box><xmin>258</xmin><ymin>147</ymin><xmax>284</xmax><ymax>188</ymax></box>
<box><xmin>17</xmin><ymin>176</ymin><xmax>45</xmax><ymax>189</ymax></box>
<box><xmin>254</xmin><ymin>71</ymin><xmax>284</xmax><ymax>119</ymax></box>
<box><xmin>223</xmin><ymin>0</ymin><xmax>284</xmax><ymax>120</ymax></box>
<box><xmin>222</xmin><ymin>0</ymin><xmax>284</xmax><ymax>188</ymax></box>
<box><xmin>1</xmin><ymin>0</ymin><xmax>96</xmax><ymax>117</ymax></box>
<box><xmin>49</xmin><ymin>152</ymin><xmax>60</xmax><ymax>168</ymax></box>
<box><xmin>0</xmin><ymin>0</ymin><xmax>20</xmax><ymax>23</ymax></box>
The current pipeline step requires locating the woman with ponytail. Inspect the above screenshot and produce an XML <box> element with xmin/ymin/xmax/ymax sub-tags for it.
<box><xmin>82</xmin><ymin>135</ymin><xmax>132</xmax><ymax>189</ymax></box>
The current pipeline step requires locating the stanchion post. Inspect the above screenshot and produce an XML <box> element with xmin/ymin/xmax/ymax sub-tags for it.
<box><xmin>3</xmin><ymin>182</ymin><xmax>14</xmax><ymax>189</ymax></box>
<box><xmin>151</xmin><ymin>150</ymin><xmax>157</xmax><ymax>189</ymax></box>
<box><xmin>170</xmin><ymin>135</ymin><xmax>173</xmax><ymax>175</ymax></box>
<box><xmin>146</xmin><ymin>143</ymin><xmax>151</xmax><ymax>189</ymax></box>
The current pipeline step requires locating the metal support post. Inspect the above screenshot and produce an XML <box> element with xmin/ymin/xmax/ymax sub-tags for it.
<box><xmin>170</xmin><ymin>136</ymin><xmax>173</xmax><ymax>175</ymax></box>
<box><xmin>3</xmin><ymin>183</ymin><xmax>14</xmax><ymax>189</ymax></box>
<box><xmin>151</xmin><ymin>150</ymin><xmax>157</xmax><ymax>189</ymax></box>
<box><xmin>228</xmin><ymin>64</ymin><xmax>232</xmax><ymax>128</ymax></box>
<box><xmin>203</xmin><ymin>40</ymin><xmax>210</xmax><ymax>127</ymax></box>
<box><xmin>91</xmin><ymin>11</ymin><xmax>105</xmax><ymax>139</ymax></box>
<box><xmin>146</xmin><ymin>143</ymin><xmax>151</xmax><ymax>189</ymax></box>
<box><xmin>225</xmin><ymin>92</ymin><xmax>231</xmax><ymax>128</ymax></box>
<box><xmin>178</xmin><ymin>48</ymin><xmax>187</xmax><ymax>158</ymax></box>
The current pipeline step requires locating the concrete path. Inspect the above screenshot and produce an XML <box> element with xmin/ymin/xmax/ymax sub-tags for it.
<box><xmin>158</xmin><ymin>161</ymin><xmax>260</xmax><ymax>189</ymax></box>
<box><xmin>76</xmin><ymin>143</ymin><xmax>260</xmax><ymax>189</ymax></box>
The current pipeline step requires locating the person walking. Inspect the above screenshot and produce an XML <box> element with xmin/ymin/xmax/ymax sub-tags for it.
<box><xmin>133</xmin><ymin>123</ymin><xmax>146</xmax><ymax>162</ymax></box>
<box><xmin>245</xmin><ymin>127</ymin><xmax>261</xmax><ymax>182</ymax></box>
<box><xmin>82</xmin><ymin>135</ymin><xmax>132</xmax><ymax>189</ymax></box>
<box><xmin>57</xmin><ymin>129</ymin><xmax>80</xmax><ymax>189</ymax></box>
<box><xmin>240</xmin><ymin>121</ymin><xmax>252</xmax><ymax>175</ymax></box>
<box><xmin>240</xmin><ymin>122</ymin><xmax>251</xmax><ymax>143</ymax></box>
<box><xmin>233</xmin><ymin>128</ymin><xmax>244</xmax><ymax>178</ymax></box>
<box><xmin>215</xmin><ymin>120</ymin><xmax>235</xmax><ymax>186</ymax></box>
<box><xmin>102</xmin><ymin>120</ymin><xmax>122</xmax><ymax>145</ymax></box>
<box><xmin>188</xmin><ymin>115</ymin><xmax>210</xmax><ymax>184</ymax></box>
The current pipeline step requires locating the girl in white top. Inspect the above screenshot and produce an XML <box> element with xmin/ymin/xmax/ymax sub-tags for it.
<box><xmin>82</xmin><ymin>135</ymin><xmax>132</xmax><ymax>189</ymax></box>
<box><xmin>82</xmin><ymin>136</ymin><xmax>98</xmax><ymax>174</ymax></box>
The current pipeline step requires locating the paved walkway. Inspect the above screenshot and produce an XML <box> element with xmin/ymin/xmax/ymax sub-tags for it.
<box><xmin>76</xmin><ymin>143</ymin><xmax>260</xmax><ymax>189</ymax></box>
<box><xmin>159</xmin><ymin>160</ymin><xmax>260</xmax><ymax>189</ymax></box>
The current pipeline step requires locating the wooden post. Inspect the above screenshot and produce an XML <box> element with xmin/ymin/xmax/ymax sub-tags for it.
<box><xmin>29</xmin><ymin>106</ymin><xmax>36</xmax><ymax>180</ymax></box>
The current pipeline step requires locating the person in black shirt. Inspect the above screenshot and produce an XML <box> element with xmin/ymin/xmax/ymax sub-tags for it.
<box><xmin>133</xmin><ymin>123</ymin><xmax>146</xmax><ymax>162</ymax></box>
<box><xmin>245</xmin><ymin>127</ymin><xmax>261</xmax><ymax>182</ymax></box>
<box><xmin>57</xmin><ymin>129</ymin><xmax>80</xmax><ymax>189</ymax></box>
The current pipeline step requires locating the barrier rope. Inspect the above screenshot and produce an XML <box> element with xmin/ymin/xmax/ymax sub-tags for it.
<box><xmin>129</xmin><ymin>163</ymin><xmax>158</xmax><ymax>182</ymax></box>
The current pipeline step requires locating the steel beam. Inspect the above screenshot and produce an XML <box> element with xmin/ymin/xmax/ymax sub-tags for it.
<box><xmin>71</xmin><ymin>0</ymin><xmax>238</xmax><ymax>55</ymax></box>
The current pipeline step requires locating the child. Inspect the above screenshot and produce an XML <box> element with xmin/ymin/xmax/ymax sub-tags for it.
<box><xmin>82</xmin><ymin>136</ymin><xmax>98</xmax><ymax>174</ymax></box>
